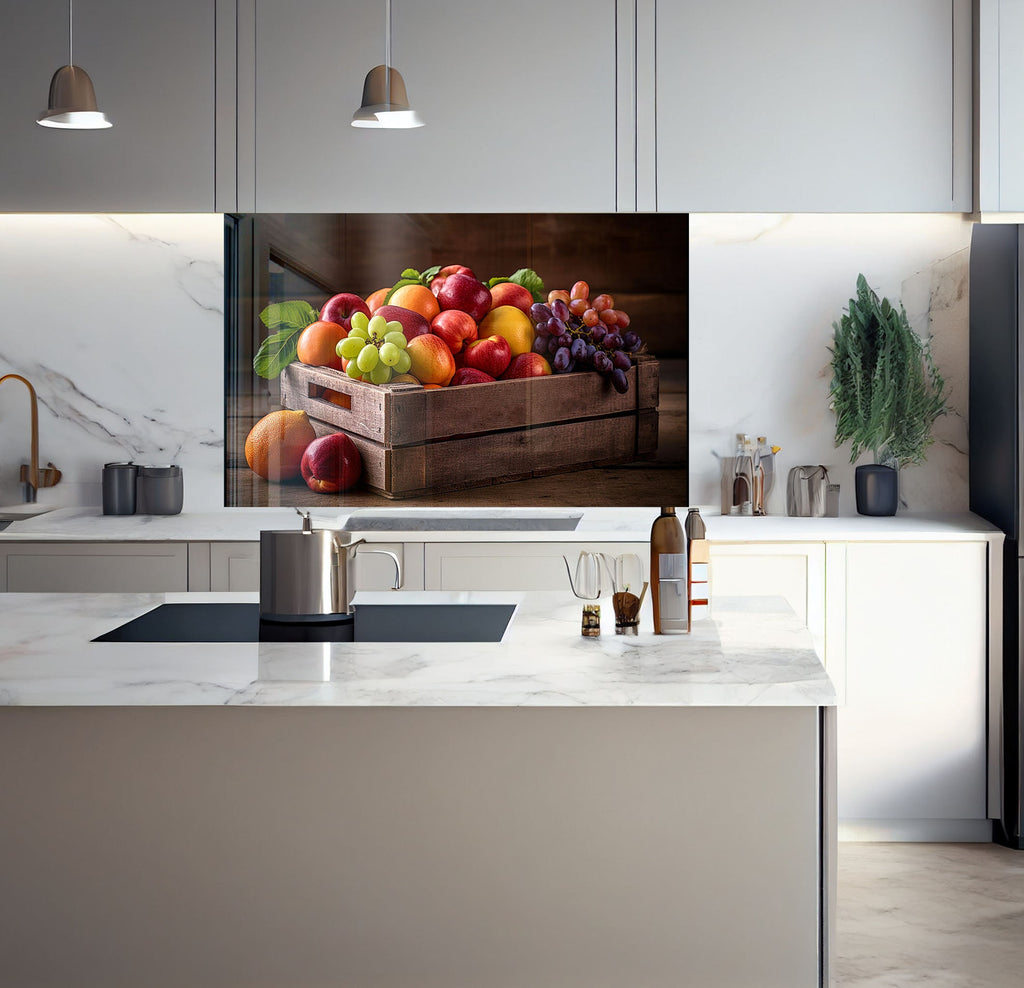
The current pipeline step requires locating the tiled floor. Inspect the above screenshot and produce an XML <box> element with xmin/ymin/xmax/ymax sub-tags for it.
<box><xmin>836</xmin><ymin>842</ymin><xmax>1024</xmax><ymax>986</ymax></box>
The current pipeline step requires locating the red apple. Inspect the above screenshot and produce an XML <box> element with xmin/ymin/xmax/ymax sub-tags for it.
<box><xmin>450</xmin><ymin>367</ymin><xmax>496</xmax><ymax>386</ymax></box>
<box><xmin>460</xmin><ymin>335</ymin><xmax>512</xmax><ymax>378</ymax></box>
<box><xmin>437</xmin><ymin>273</ymin><xmax>492</xmax><ymax>323</ymax></box>
<box><xmin>375</xmin><ymin>304</ymin><xmax>431</xmax><ymax>344</ymax></box>
<box><xmin>300</xmin><ymin>432</ymin><xmax>362</xmax><ymax>494</ymax></box>
<box><xmin>500</xmin><ymin>352</ymin><xmax>552</xmax><ymax>380</ymax></box>
<box><xmin>321</xmin><ymin>293</ymin><xmax>370</xmax><ymax>331</ymax></box>
<box><xmin>430</xmin><ymin>309</ymin><xmax>478</xmax><ymax>355</ymax></box>
<box><xmin>488</xmin><ymin>282</ymin><xmax>534</xmax><ymax>314</ymax></box>
<box><xmin>429</xmin><ymin>263</ymin><xmax>476</xmax><ymax>295</ymax></box>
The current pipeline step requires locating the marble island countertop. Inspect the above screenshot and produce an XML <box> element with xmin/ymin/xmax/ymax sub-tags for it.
<box><xmin>0</xmin><ymin>590</ymin><xmax>836</xmax><ymax>708</ymax></box>
<box><xmin>0</xmin><ymin>504</ymin><xmax>1003</xmax><ymax>544</ymax></box>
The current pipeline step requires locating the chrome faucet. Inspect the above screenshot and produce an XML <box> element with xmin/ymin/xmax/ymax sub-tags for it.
<box><xmin>0</xmin><ymin>374</ymin><xmax>61</xmax><ymax>503</ymax></box>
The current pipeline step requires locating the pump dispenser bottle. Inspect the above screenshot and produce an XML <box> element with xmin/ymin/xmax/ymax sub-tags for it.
<box><xmin>650</xmin><ymin>506</ymin><xmax>687</xmax><ymax>634</ymax></box>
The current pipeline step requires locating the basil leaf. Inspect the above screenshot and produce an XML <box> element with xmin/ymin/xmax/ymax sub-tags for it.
<box><xmin>507</xmin><ymin>268</ymin><xmax>546</xmax><ymax>303</ymax></box>
<box><xmin>400</xmin><ymin>268</ymin><xmax>421</xmax><ymax>281</ymax></box>
<box><xmin>253</xmin><ymin>327</ymin><xmax>302</xmax><ymax>379</ymax></box>
<box><xmin>421</xmin><ymin>265</ymin><xmax>441</xmax><ymax>283</ymax></box>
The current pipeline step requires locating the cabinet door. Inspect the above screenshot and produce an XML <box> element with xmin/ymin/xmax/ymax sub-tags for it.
<box><xmin>656</xmin><ymin>0</ymin><xmax>971</xmax><ymax>211</ymax></box>
<box><xmin>979</xmin><ymin>0</ymin><xmax>1024</xmax><ymax>210</ymax></box>
<box><xmin>838</xmin><ymin>541</ymin><xmax>988</xmax><ymax>838</ymax></box>
<box><xmin>249</xmin><ymin>0</ymin><xmax>616</xmax><ymax>211</ymax></box>
<box><xmin>0</xmin><ymin>0</ymin><xmax>216</xmax><ymax>211</ymax></box>
<box><xmin>1</xmin><ymin>543</ymin><xmax>188</xmax><ymax>592</ymax></box>
<box><xmin>209</xmin><ymin>542</ymin><xmax>261</xmax><ymax>592</ymax></box>
<box><xmin>424</xmin><ymin>542</ymin><xmax>648</xmax><ymax>591</ymax></box>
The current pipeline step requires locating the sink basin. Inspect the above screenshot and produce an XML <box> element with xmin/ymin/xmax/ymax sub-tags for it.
<box><xmin>0</xmin><ymin>503</ymin><xmax>57</xmax><ymax>522</ymax></box>
<box><xmin>342</xmin><ymin>509</ymin><xmax>583</xmax><ymax>532</ymax></box>
<box><xmin>93</xmin><ymin>601</ymin><xmax>516</xmax><ymax>644</ymax></box>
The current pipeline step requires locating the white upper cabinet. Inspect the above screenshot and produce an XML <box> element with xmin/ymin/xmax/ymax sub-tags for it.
<box><xmin>0</xmin><ymin>0</ymin><xmax>218</xmax><ymax>212</ymax></box>
<box><xmin>246</xmin><ymin>0</ymin><xmax>618</xmax><ymax>212</ymax></box>
<box><xmin>655</xmin><ymin>0</ymin><xmax>972</xmax><ymax>212</ymax></box>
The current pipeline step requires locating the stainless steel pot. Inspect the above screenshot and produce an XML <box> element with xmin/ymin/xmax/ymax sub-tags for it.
<box><xmin>259</xmin><ymin>510</ymin><xmax>401</xmax><ymax>620</ymax></box>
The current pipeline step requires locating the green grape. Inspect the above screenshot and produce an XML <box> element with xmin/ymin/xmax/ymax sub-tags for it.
<box><xmin>379</xmin><ymin>341</ymin><xmax>401</xmax><ymax>366</ymax></box>
<box><xmin>394</xmin><ymin>349</ymin><xmax>412</xmax><ymax>375</ymax></box>
<box><xmin>338</xmin><ymin>336</ymin><xmax>364</xmax><ymax>360</ymax></box>
<box><xmin>384</xmin><ymin>330</ymin><xmax>408</xmax><ymax>349</ymax></box>
<box><xmin>369</xmin><ymin>362</ymin><xmax>392</xmax><ymax>385</ymax></box>
<box><xmin>345</xmin><ymin>360</ymin><xmax>363</xmax><ymax>380</ymax></box>
<box><xmin>348</xmin><ymin>325</ymin><xmax>369</xmax><ymax>341</ymax></box>
<box><xmin>349</xmin><ymin>311</ymin><xmax>369</xmax><ymax>333</ymax></box>
<box><xmin>356</xmin><ymin>345</ymin><xmax>379</xmax><ymax>372</ymax></box>
<box><xmin>385</xmin><ymin>320</ymin><xmax>404</xmax><ymax>336</ymax></box>
<box><xmin>368</xmin><ymin>314</ymin><xmax>388</xmax><ymax>336</ymax></box>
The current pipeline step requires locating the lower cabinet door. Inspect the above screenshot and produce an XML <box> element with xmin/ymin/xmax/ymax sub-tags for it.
<box><xmin>2</xmin><ymin>543</ymin><xmax>188</xmax><ymax>593</ymax></box>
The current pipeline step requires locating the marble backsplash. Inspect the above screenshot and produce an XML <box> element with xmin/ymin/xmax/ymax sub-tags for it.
<box><xmin>0</xmin><ymin>214</ymin><xmax>224</xmax><ymax>510</ymax></box>
<box><xmin>688</xmin><ymin>213</ymin><xmax>975</xmax><ymax>515</ymax></box>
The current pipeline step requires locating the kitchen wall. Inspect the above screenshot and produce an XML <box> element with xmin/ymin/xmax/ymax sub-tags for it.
<box><xmin>689</xmin><ymin>214</ymin><xmax>974</xmax><ymax>515</ymax></box>
<box><xmin>0</xmin><ymin>214</ymin><xmax>223</xmax><ymax>509</ymax></box>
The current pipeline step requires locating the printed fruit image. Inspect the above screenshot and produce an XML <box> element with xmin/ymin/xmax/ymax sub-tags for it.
<box><xmin>430</xmin><ymin>309</ymin><xmax>477</xmax><ymax>355</ymax></box>
<box><xmin>320</xmin><ymin>293</ymin><xmax>370</xmax><ymax>331</ymax></box>
<box><xmin>478</xmin><ymin>305</ymin><xmax>534</xmax><ymax>358</ymax></box>
<box><xmin>337</xmin><ymin>312</ymin><xmax>412</xmax><ymax>385</ymax></box>
<box><xmin>438</xmin><ymin>273</ymin><xmax>492</xmax><ymax>323</ymax></box>
<box><xmin>459</xmin><ymin>335</ymin><xmax>511</xmax><ymax>378</ymax></box>
<box><xmin>429</xmin><ymin>264</ymin><xmax>476</xmax><ymax>295</ymax></box>
<box><xmin>488</xmin><ymin>282</ymin><xmax>533</xmax><ymax>314</ymax></box>
<box><xmin>296</xmin><ymin>320</ymin><xmax>346</xmax><ymax>370</ymax></box>
<box><xmin>450</xmin><ymin>367</ymin><xmax>496</xmax><ymax>386</ymax></box>
<box><xmin>375</xmin><ymin>304</ymin><xmax>431</xmax><ymax>344</ymax></box>
<box><xmin>322</xmin><ymin>388</ymin><xmax>349</xmax><ymax>406</ymax></box>
<box><xmin>501</xmin><ymin>352</ymin><xmax>552</xmax><ymax>379</ymax></box>
<box><xmin>387</xmin><ymin>283</ymin><xmax>441</xmax><ymax>323</ymax></box>
<box><xmin>245</xmin><ymin>409</ymin><xmax>316</xmax><ymax>482</ymax></box>
<box><xmin>300</xmin><ymin>432</ymin><xmax>362</xmax><ymax>494</ymax></box>
<box><xmin>407</xmin><ymin>334</ymin><xmax>456</xmax><ymax>386</ymax></box>
<box><xmin>365</xmin><ymin>287</ymin><xmax>390</xmax><ymax>313</ymax></box>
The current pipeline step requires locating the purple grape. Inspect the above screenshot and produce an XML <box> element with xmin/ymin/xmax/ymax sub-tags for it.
<box><xmin>604</xmin><ymin>332</ymin><xmax>623</xmax><ymax>350</ymax></box>
<box><xmin>610</xmin><ymin>368</ymin><xmax>629</xmax><ymax>394</ymax></box>
<box><xmin>553</xmin><ymin>347</ymin><xmax>572</xmax><ymax>373</ymax></box>
<box><xmin>551</xmin><ymin>299</ymin><xmax>570</xmax><ymax>322</ymax></box>
<box><xmin>533</xmin><ymin>336</ymin><xmax>549</xmax><ymax>355</ymax></box>
<box><xmin>622</xmin><ymin>330</ymin><xmax>639</xmax><ymax>350</ymax></box>
<box><xmin>530</xmin><ymin>302</ymin><xmax>552</xmax><ymax>324</ymax></box>
<box><xmin>585</xmin><ymin>344</ymin><xmax>597</xmax><ymax>361</ymax></box>
<box><xmin>594</xmin><ymin>352</ymin><xmax>613</xmax><ymax>375</ymax></box>
<box><xmin>612</xmin><ymin>350</ymin><xmax>631</xmax><ymax>372</ymax></box>
<box><xmin>570</xmin><ymin>337</ymin><xmax>587</xmax><ymax>361</ymax></box>
<box><xmin>547</xmin><ymin>336</ymin><xmax>561</xmax><ymax>356</ymax></box>
<box><xmin>590</xmin><ymin>325</ymin><xmax>607</xmax><ymax>343</ymax></box>
<box><xmin>556</xmin><ymin>333</ymin><xmax>572</xmax><ymax>348</ymax></box>
<box><xmin>629</xmin><ymin>338</ymin><xmax>643</xmax><ymax>354</ymax></box>
<box><xmin>546</xmin><ymin>317</ymin><xmax>565</xmax><ymax>336</ymax></box>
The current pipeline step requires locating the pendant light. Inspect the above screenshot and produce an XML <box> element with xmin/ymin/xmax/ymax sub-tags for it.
<box><xmin>37</xmin><ymin>0</ymin><xmax>112</xmax><ymax>129</ymax></box>
<box><xmin>351</xmin><ymin>0</ymin><xmax>423</xmax><ymax>129</ymax></box>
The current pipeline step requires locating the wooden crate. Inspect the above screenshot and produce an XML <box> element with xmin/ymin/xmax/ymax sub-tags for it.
<box><xmin>280</xmin><ymin>356</ymin><xmax>659</xmax><ymax>498</ymax></box>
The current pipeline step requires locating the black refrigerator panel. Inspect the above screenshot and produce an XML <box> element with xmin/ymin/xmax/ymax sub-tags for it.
<box><xmin>969</xmin><ymin>223</ymin><xmax>1021</xmax><ymax>540</ymax></box>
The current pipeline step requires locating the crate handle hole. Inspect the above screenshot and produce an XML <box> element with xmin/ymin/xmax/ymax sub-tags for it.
<box><xmin>310</xmin><ymin>383</ymin><xmax>351</xmax><ymax>410</ymax></box>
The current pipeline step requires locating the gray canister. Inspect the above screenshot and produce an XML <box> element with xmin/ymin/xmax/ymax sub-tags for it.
<box><xmin>102</xmin><ymin>462</ymin><xmax>137</xmax><ymax>515</ymax></box>
<box><xmin>136</xmin><ymin>465</ymin><xmax>184</xmax><ymax>515</ymax></box>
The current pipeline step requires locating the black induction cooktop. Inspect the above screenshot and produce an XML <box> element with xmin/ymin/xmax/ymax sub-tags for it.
<box><xmin>92</xmin><ymin>602</ymin><xmax>516</xmax><ymax>644</ymax></box>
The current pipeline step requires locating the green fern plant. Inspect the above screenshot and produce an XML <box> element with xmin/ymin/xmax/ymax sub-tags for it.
<box><xmin>829</xmin><ymin>274</ymin><xmax>946</xmax><ymax>466</ymax></box>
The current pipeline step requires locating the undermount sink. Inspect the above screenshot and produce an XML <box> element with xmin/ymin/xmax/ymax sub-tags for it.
<box><xmin>93</xmin><ymin>601</ymin><xmax>517</xmax><ymax>644</ymax></box>
<box><xmin>342</xmin><ymin>509</ymin><xmax>583</xmax><ymax>532</ymax></box>
<box><xmin>0</xmin><ymin>503</ymin><xmax>57</xmax><ymax>522</ymax></box>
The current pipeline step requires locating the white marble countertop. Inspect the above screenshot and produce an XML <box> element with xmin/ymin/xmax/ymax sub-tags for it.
<box><xmin>0</xmin><ymin>590</ymin><xmax>835</xmax><ymax>708</ymax></box>
<box><xmin>0</xmin><ymin>505</ymin><xmax>1003</xmax><ymax>544</ymax></box>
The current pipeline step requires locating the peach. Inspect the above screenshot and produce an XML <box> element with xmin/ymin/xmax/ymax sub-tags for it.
<box><xmin>407</xmin><ymin>334</ymin><xmax>456</xmax><ymax>386</ymax></box>
<box><xmin>431</xmin><ymin>309</ymin><xmax>478</xmax><ymax>355</ymax></box>
<box><xmin>488</xmin><ymin>282</ymin><xmax>533</xmax><ymax>314</ymax></box>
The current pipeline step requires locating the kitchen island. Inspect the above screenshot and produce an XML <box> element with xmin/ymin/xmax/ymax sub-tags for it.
<box><xmin>0</xmin><ymin>591</ymin><xmax>835</xmax><ymax>988</ymax></box>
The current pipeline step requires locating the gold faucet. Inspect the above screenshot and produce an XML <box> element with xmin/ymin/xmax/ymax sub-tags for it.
<box><xmin>0</xmin><ymin>374</ymin><xmax>61</xmax><ymax>503</ymax></box>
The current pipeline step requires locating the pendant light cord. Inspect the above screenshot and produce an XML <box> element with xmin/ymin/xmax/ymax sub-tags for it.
<box><xmin>384</xmin><ymin>0</ymin><xmax>391</xmax><ymax>106</ymax></box>
<box><xmin>69</xmin><ymin>0</ymin><xmax>74</xmax><ymax>66</ymax></box>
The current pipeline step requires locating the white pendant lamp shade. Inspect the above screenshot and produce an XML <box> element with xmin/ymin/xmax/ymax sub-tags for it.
<box><xmin>352</xmin><ymin>65</ymin><xmax>423</xmax><ymax>128</ymax></box>
<box><xmin>352</xmin><ymin>0</ymin><xmax>423</xmax><ymax>129</ymax></box>
<box><xmin>37</xmin><ymin>65</ymin><xmax>111</xmax><ymax>129</ymax></box>
<box><xmin>37</xmin><ymin>0</ymin><xmax>111</xmax><ymax>130</ymax></box>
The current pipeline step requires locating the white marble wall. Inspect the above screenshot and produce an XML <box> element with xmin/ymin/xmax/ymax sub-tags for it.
<box><xmin>0</xmin><ymin>215</ymin><xmax>224</xmax><ymax>510</ymax></box>
<box><xmin>689</xmin><ymin>214</ymin><xmax>974</xmax><ymax>515</ymax></box>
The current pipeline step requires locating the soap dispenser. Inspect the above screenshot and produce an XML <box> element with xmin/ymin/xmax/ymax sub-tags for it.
<box><xmin>650</xmin><ymin>506</ymin><xmax>687</xmax><ymax>634</ymax></box>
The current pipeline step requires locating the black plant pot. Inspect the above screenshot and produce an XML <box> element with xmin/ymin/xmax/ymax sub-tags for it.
<box><xmin>855</xmin><ymin>464</ymin><xmax>898</xmax><ymax>516</ymax></box>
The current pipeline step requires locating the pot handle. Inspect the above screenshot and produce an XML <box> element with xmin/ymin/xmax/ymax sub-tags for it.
<box><xmin>334</xmin><ymin>536</ymin><xmax>402</xmax><ymax>590</ymax></box>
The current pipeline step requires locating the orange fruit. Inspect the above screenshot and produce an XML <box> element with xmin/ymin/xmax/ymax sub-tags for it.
<box><xmin>478</xmin><ymin>305</ymin><xmax>535</xmax><ymax>357</ymax></box>
<box><xmin>322</xmin><ymin>388</ymin><xmax>350</xmax><ymax>407</ymax></box>
<box><xmin>366</xmin><ymin>287</ymin><xmax>389</xmax><ymax>313</ymax></box>
<box><xmin>296</xmin><ymin>320</ymin><xmax>346</xmax><ymax>369</ymax></box>
<box><xmin>244</xmin><ymin>409</ymin><xmax>316</xmax><ymax>482</ymax></box>
<box><xmin>388</xmin><ymin>283</ymin><xmax>441</xmax><ymax>322</ymax></box>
